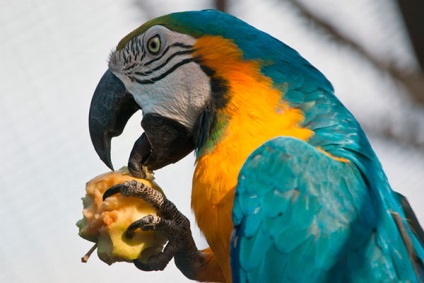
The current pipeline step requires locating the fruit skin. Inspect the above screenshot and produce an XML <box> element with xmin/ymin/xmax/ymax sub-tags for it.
<box><xmin>77</xmin><ymin>167</ymin><xmax>167</xmax><ymax>265</ymax></box>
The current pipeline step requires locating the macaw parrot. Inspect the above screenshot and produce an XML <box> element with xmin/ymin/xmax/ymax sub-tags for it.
<box><xmin>89</xmin><ymin>9</ymin><xmax>424</xmax><ymax>282</ymax></box>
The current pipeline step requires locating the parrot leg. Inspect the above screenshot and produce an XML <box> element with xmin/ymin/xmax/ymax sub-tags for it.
<box><xmin>103</xmin><ymin>180</ymin><xmax>218</xmax><ymax>281</ymax></box>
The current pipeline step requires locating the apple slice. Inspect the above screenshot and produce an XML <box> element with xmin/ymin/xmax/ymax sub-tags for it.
<box><xmin>77</xmin><ymin>167</ymin><xmax>167</xmax><ymax>265</ymax></box>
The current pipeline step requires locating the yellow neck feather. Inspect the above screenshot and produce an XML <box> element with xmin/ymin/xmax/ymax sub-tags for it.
<box><xmin>192</xmin><ymin>34</ymin><xmax>313</xmax><ymax>212</ymax></box>
<box><xmin>191</xmin><ymin>35</ymin><xmax>313</xmax><ymax>281</ymax></box>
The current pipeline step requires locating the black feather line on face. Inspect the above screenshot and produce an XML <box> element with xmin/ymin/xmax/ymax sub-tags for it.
<box><xmin>134</xmin><ymin>58</ymin><xmax>194</xmax><ymax>84</ymax></box>
<box><xmin>198</xmin><ymin>64</ymin><xmax>230</xmax><ymax>109</ymax></box>
<box><xmin>193</xmin><ymin>64</ymin><xmax>229</xmax><ymax>152</ymax></box>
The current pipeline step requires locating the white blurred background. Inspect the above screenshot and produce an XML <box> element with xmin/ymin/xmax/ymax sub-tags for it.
<box><xmin>1</xmin><ymin>0</ymin><xmax>423</xmax><ymax>282</ymax></box>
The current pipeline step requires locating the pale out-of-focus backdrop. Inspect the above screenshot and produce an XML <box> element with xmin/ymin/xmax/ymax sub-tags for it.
<box><xmin>1</xmin><ymin>0</ymin><xmax>423</xmax><ymax>282</ymax></box>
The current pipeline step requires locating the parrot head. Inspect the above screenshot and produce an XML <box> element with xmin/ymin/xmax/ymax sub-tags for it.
<box><xmin>89</xmin><ymin>9</ymin><xmax>331</xmax><ymax>176</ymax></box>
<box><xmin>89</xmin><ymin>10</ymin><xmax>225</xmax><ymax>175</ymax></box>
<box><xmin>89</xmin><ymin>12</ymin><xmax>215</xmax><ymax>176</ymax></box>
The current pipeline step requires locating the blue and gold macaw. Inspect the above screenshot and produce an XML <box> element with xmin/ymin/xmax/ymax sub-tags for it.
<box><xmin>89</xmin><ymin>10</ymin><xmax>424</xmax><ymax>282</ymax></box>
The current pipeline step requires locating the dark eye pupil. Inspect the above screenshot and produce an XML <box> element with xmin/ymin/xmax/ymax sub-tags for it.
<box><xmin>150</xmin><ymin>42</ymin><xmax>157</xmax><ymax>49</ymax></box>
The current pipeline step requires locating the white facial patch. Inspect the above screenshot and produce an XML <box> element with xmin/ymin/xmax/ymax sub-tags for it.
<box><xmin>109</xmin><ymin>25</ymin><xmax>211</xmax><ymax>130</ymax></box>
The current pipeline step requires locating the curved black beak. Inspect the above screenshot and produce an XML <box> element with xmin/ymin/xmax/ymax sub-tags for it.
<box><xmin>89</xmin><ymin>70</ymin><xmax>139</xmax><ymax>170</ymax></box>
<box><xmin>89</xmin><ymin>70</ymin><xmax>196</xmax><ymax>175</ymax></box>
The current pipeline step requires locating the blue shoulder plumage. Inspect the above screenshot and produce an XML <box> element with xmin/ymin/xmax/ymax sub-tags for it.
<box><xmin>232</xmin><ymin>137</ymin><xmax>424</xmax><ymax>282</ymax></box>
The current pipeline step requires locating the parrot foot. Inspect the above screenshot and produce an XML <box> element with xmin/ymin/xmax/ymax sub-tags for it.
<box><xmin>103</xmin><ymin>180</ymin><xmax>204</xmax><ymax>278</ymax></box>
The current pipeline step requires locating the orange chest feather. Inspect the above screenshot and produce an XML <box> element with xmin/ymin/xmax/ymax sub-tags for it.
<box><xmin>190</xmin><ymin>36</ymin><xmax>313</xmax><ymax>280</ymax></box>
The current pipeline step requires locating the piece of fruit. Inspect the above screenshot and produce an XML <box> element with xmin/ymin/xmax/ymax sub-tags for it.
<box><xmin>76</xmin><ymin>167</ymin><xmax>167</xmax><ymax>265</ymax></box>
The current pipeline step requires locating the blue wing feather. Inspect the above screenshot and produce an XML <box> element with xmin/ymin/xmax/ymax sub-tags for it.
<box><xmin>231</xmin><ymin>137</ymin><xmax>424</xmax><ymax>282</ymax></box>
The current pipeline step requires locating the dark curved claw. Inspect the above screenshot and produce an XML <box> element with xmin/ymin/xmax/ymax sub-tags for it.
<box><xmin>102</xmin><ymin>184</ymin><xmax>123</xmax><ymax>201</ymax></box>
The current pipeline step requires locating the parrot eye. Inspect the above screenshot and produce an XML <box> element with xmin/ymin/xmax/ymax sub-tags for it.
<box><xmin>147</xmin><ymin>35</ymin><xmax>161</xmax><ymax>55</ymax></box>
